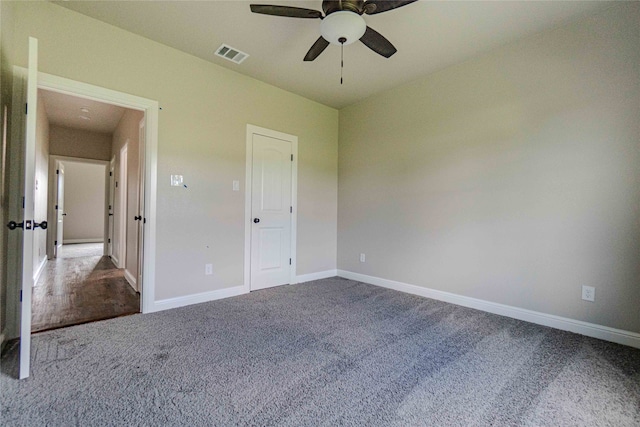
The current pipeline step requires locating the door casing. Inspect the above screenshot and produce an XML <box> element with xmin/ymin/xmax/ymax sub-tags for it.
<box><xmin>244</xmin><ymin>124</ymin><xmax>298</xmax><ymax>292</ymax></box>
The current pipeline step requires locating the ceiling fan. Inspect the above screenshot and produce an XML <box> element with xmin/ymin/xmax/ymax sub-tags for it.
<box><xmin>250</xmin><ymin>0</ymin><xmax>418</xmax><ymax>61</ymax></box>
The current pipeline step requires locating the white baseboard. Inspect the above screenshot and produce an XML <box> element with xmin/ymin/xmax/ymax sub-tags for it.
<box><xmin>63</xmin><ymin>238</ymin><xmax>104</xmax><ymax>244</ymax></box>
<box><xmin>295</xmin><ymin>269</ymin><xmax>337</xmax><ymax>284</ymax></box>
<box><xmin>33</xmin><ymin>258</ymin><xmax>47</xmax><ymax>284</ymax></box>
<box><xmin>337</xmin><ymin>270</ymin><xmax>640</xmax><ymax>349</ymax></box>
<box><xmin>150</xmin><ymin>285</ymin><xmax>247</xmax><ymax>313</ymax></box>
<box><xmin>124</xmin><ymin>269</ymin><xmax>137</xmax><ymax>291</ymax></box>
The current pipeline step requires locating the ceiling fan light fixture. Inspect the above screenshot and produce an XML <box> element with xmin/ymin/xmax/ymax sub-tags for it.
<box><xmin>320</xmin><ymin>11</ymin><xmax>366</xmax><ymax>46</ymax></box>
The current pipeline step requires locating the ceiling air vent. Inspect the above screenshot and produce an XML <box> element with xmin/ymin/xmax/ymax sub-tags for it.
<box><xmin>215</xmin><ymin>44</ymin><xmax>249</xmax><ymax>64</ymax></box>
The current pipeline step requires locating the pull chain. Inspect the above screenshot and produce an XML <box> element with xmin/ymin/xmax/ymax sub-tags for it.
<box><xmin>339</xmin><ymin>37</ymin><xmax>346</xmax><ymax>85</ymax></box>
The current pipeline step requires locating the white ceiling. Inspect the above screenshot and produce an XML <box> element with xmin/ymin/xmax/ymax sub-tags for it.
<box><xmin>54</xmin><ymin>1</ymin><xmax>611</xmax><ymax>109</ymax></box>
<box><xmin>40</xmin><ymin>89</ymin><xmax>126</xmax><ymax>133</ymax></box>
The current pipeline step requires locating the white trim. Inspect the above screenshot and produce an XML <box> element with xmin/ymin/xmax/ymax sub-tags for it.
<box><xmin>337</xmin><ymin>270</ymin><xmax>640</xmax><ymax>349</ymax></box>
<box><xmin>244</xmin><ymin>124</ymin><xmax>298</xmax><ymax>292</ymax></box>
<box><xmin>124</xmin><ymin>269</ymin><xmax>137</xmax><ymax>290</ymax></box>
<box><xmin>62</xmin><ymin>238</ymin><xmax>104</xmax><ymax>244</ymax></box>
<box><xmin>150</xmin><ymin>285</ymin><xmax>247</xmax><ymax>313</ymax></box>
<box><xmin>33</xmin><ymin>258</ymin><xmax>47</xmax><ymax>284</ymax></box>
<box><xmin>295</xmin><ymin>269</ymin><xmax>337</xmax><ymax>284</ymax></box>
<box><xmin>37</xmin><ymin>70</ymin><xmax>160</xmax><ymax>315</ymax></box>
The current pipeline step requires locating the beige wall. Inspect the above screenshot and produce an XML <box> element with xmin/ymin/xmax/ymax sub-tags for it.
<box><xmin>111</xmin><ymin>109</ymin><xmax>143</xmax><ymax>282</ymax></box>
<box><xmin>49</xmin><ymin>125</ymin><xmax>112</xmax><ymax>161</ymax></box>
<box><xmin>33</xmin><ymin>92</ymin><xmax>49</xmax><ymax>277</ymax></box>
<box><xmin>338</xmin><ymin>3</ymin><xmax>640</xmax><ymax>333</ymax></box>
<box><xmin>0</xmin><ymin>0</ymin><xmax>14</xmax><ymax>341</ymax></box>
<box><xmin>8</xmin><ymin>1</ymin><xmax>338</xmax><ymax>301</ymax></box>
<box><xmin>61</xmin><ymin>161</ymin><xmax>105</xmax><ymax>242</ymax></box>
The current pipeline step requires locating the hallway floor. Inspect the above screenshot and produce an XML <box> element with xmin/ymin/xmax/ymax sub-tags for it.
<box><xmin>31</xmin><ymin>243</ymin><xmax>140</xmax><ymax>333</ymax></box>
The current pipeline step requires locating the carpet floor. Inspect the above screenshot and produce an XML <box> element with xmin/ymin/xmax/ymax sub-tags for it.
<box><xmin>1</xmin><ymin>278</ymin><xmax>639</xmax><ymax>426</ymax></box>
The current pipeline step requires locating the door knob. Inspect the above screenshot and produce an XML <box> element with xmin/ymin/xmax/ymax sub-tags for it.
<box><xmin>108</xmin><ymin>213</ymin><xmax>113</xmax><ymax>216</ymax></box>
<box><xmin>62</xmin><ymin>213</ymin><xmax>67</xmax><ymax>216</ymax></box>
<box><xmin>253</xmin><ymin>218</ymin><xmax>260</xmax><ymax>223</ymax></box>
<box><xmin>134</xmin><ymin>215</ymin><xmax>142</xmax><ymax>221</ymax></box>
<box><xmin>6</xmin><ymin>221</ymin><xmax>24</xmax><ymax>230</ymax></box>
<box><xmin>34</xmin><ymin>221</ymin><xmax>47</xmax><ymax>230</ymax></box>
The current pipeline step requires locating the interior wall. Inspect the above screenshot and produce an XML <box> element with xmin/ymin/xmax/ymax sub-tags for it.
<box><xmin>9</xmin><ymin>1</ymin><xmax>339</xmax><ymax>302</ymax></box>
<box><xmin>49</xmin><ymin>125</ymin><xmax>111</xmax><ymax>161</ymax></box>
<box><xmin>111</xmin><ymin>109</ymin><xmax>142</xmax><ymax>282</ymax></box>
<box><xmin>33</xmin><ymin>91</ymin><xmax>49</xmax><ymax>277</ymax></box>
<box><xmin>61</xmin><ymin>161</ymin><xmax>105</xmax><ymax>243</ymax></box>
<box><xmin>0</xmin><ymin>0</ymin><xmax>13</xmax><ymax>342</ymax></box>
<box><xmin>338</xmin><ymin>3</ymin><xmax>640</xmax><ymax>333</ymax></box>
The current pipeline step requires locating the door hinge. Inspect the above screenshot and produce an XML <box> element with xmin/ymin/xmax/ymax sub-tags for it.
<box><xmin>291</xmin><ymin>154</ymin><xmax>293</xmax><ymax>161</ymax></box>
<box><xmin>56</xmin><ymin>169</ymin><xmax>59</xmax><ymax>175</ymax></box>
<box><xmin>115</xmin><ymin>181</ymin><xmax>118</xmax><ymax>188</ymax></box>
<box><xmin>25</xmin><ymin>103</ymin><xmax>28</xmax><ymax>114</ymax></box>
<box><xmin>290</xmin><ymin>206</ymin><xmax>292</xmax><ymax>213</ymax></box>
<box><xmin>108</xmin><ymin>238</ymin><xmax>111</xmax><ymax>243</ymax></box>
<box><xmin>109</xmin><ymin>171</ymin><xmax>112</xmax><ymax>177</ymax></box>
<box><xmin>55</xmin><ymin>204</ymin><xmax>58</xmax><ymax>210</ymax></box>
<box><xmin>289</xmin><ymin>258</ymin><xmax>292</xmax><ymax>265</ymax></box>
<box><xmin>22</xmin><ymin>197</ymin><xmax>25</xmax><ymax>208</ymax></box>
<box><xmin>20</xmin><ymin>290</ymin><xmax>23</xmax><ymax>302</ymax></box>
<box><xmin>143</xmin><ymin>218</ymin><xmax>146</xmax><ymax>224</ymax></box>
<box><xmin>54</xmin><ymin>240</ymin><xmax>57</xmax><ymax>246</ymax></box>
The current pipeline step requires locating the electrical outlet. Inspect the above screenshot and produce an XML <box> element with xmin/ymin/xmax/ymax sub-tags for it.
<box><xmin>359</xmin><ymin>253</ymin><xmax>366</xmax><ymax>263</ymax></box>
<box><xmin>582</xmin><ymin>285</ymin><xmax>595</xmax><ymax>302</ymax></box>
<box><xmin>205</xmin><ymin>264</ymin><xmax>213</xmax><ymax>275</ymax></box>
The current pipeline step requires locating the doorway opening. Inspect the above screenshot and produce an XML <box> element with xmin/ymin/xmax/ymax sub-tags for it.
<box><xmin>30</xmin><ymin>87</ymin><xmax>145</xmax><ymax>332</ymax></box>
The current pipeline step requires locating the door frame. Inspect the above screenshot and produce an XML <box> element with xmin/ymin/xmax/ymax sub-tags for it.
<box><xmin>47</xmin><ymin>156</ymin><xmax>109</xmax><ymax>258</ymax></box>
<box><xmin>36</xmin><ymin>70</ymin><xmax>159</xmax><ymax>314</ymax></box>
<box><xmin>243</xmin><ymin>124</ymin><xmax>298</xmax><ymax>292</ymax></box>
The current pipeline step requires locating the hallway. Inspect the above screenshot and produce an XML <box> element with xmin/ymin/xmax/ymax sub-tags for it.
<box><xmin>31</xmin><ymin>243</ymin><xmax>140</xmax><ymax>332</ymax></box>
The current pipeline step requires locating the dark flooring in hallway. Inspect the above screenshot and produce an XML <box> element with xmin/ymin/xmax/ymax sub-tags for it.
<box><xmin>32</xmin><ymin>243</ymin><xmax>140</xmax><ymax>333</ymax></box>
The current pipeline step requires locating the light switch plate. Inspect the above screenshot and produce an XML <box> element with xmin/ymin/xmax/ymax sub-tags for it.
<box><xmin>170</xmin><ymin>175</ymin><xmax>183</xmax><ymax>187</ymax></box>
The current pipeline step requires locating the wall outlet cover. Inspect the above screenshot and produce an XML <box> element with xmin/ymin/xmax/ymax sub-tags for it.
<box><xmin>582</xmin><ymin>285</ymin><xmax>595</xmax><ymax>302</ymax></box>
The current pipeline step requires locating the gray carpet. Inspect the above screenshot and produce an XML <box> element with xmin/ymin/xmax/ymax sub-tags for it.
<box><xmin>2</xmin><ymin>278</ymin><xmax>639</xmax><ymax>426</ymax></box>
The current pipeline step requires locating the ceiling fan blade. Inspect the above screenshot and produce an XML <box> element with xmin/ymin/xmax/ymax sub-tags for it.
<box><xmin>250</xmin><ymin>4</ymin><xmax>323</xmax><ymax>19</ymax></box>
<box><xmin>304</xmin><ymin>37</ymin><xmax>330</xmax><ymax>61</ymax></box>
<box><xmin>360</xmin><ymin>26</ymin><xmax>397</xmax><ymax>58</ymax></box>
<box><xmin>364</xmin><ymin>0</ymin><xmax>418</xmax><ymax>15</ymax></box>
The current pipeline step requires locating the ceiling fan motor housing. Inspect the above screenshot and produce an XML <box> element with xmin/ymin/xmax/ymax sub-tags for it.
<box><xmin>322</xmin><ymin>0</ymin><xmax>365</xmax><ymax>15</ymax></box>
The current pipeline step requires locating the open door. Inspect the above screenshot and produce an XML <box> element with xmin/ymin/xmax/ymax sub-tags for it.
<box><xmin>5</xmin><ymin>37</ymin><xmax>39</xmax><ymax>379</ymax></box>
<box><xmin>136</xmin><ymin>120</ymin><xmax>146</xmax><ymax>289</ymax></box>
<box><xmin>55</xmin><ymin>161</ymin><xmax>64</xmax><ymax>257</ymax></box>
<box><xmin>108</xmin><ymin>158</ymin><xmax>115</xmax><ymax>257</ymax></box>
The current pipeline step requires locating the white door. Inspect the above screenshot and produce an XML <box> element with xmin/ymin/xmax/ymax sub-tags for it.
<box><xmin>55</xmin><ymin>162</ymin><xmax>64</xmax><ymax>256</ymax></box>
<box><xmin>5</xmin><ymin>37</ymin><xmax>38</xmax><ymax>379</ymax></box>
<box><xmin>250</xmin><ymin>133</ymin><xmax>293</xmax><ymax>290</ymax></box>
<box><xmin>136</xmin><ymin>120</ymin><xmax>146</xmax><ymax>289</ymax></box>
<box><xmin>118</xmin><ymin>145</ymin><xmax>128</xmax><ymax>269</ymax></box>
<box><xmin>108</xmin><ymin>158</ymin><xmax>115</xmax><ymax>257</ymax></box>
